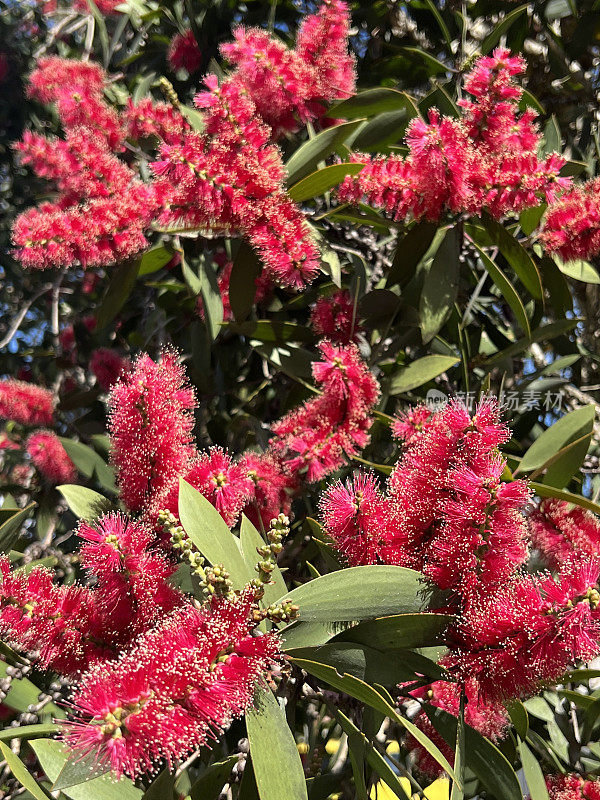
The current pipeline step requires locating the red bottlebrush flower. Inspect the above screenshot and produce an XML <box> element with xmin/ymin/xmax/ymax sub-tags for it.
<box><xmin>62</xmin><ymin>591</ymin><xmax>281</xmax><ymax>779</ymax></box>
<box><xmin>152</xmin><ymin>76</ymin><xmax>319</xmax><ymax>289</ymax></box>
<box><xmin>122</xmin><ymin>98</ymin><xmax>191</xmax><ymax>146</ymax></box>
<box><xmin>108</xmin><ymin>351</ymin><xmax>197</xmax><ymax>514</ymax></box>
<box><xmin>337</xmin><ymin>48</ymin><xmax>567</xmax><ymax>224</ymax></box>
<box><xmin>76</xmin><ymin>514</ymin><xmax>182</xmax><ymax>642</ymax></box>
<box><xmin>168</xmin><ymin>29</ymin><xmax>202</xmax><ymax>73</ymax></box>
<box><xmin>309</xmin><ymin>289</ymin><xmax>361</xmax><ymax>344</ymax></box>
<box><xmin>406</xmin><ymin>679</ymin><xmax>509</xmax><ymax>779</ymax></box>
<box><xmin>0</xmin><ymin>432</ymin><xmax>20</xmax><ymax>451</ymax></box>
<box><xmin>295</xmin><ymin>0</ymin><xmax>356</xmax><ymax>102</ymax></box>
<box><xmin>238</xmin><ymin>451</ymin><xmax>296</xmax><ymax>530</ymax></box>
<box><xmin>90</xmin><ymin>348</ymin><xmax>129</xmax><ymax>392</ymax></box>
<box><xmin>448</xmin><ymin>560</ymin><xmax>600</xmax><ymax>703</ymax></box>
<box><xmin>222</xmin><ymin>1</ymin><xmax>355</xmax><ymax>138</ymax></box>
<box><xmin>530</xmin><ymin>498</ymin><xmax>600</xmax><ymax>570</ymax></box>
<box><xmin>540</xmin><ymin>177</ymin><xmax>600</xmax><ymax>262</ymax></box>
<box><xmin>26</xmin><ymin>430</ymin><xmax>76</xmax><ymax>484</ymax></box>
<box><xmin>27</xmin><ymin>58</ymin><xmax>106</xmax><ymax>104</ymax></box>
<box><xmin>54</xmin><ymin>85</ymin><xmax>124</xmax><ymax>150</ymax></box>
<box><xmin>320</xmin><ymin>471</ymin><xmax>407</xmax><ymax>566</ymax></box>
<box><xmin>73</xmin><ymin>0</ymin><xmax>122</xmax><ymax>13</ymax></box>
<box><xmin>391</xmin><ymin>405</ymin><xmax>435</xmax><ymax>444</ymax></box>
<box><xmin>270</xmin><ymin>341</ymin><xmax>380</xmax><ymax>482</ymax></box>
<box><xmin>0</xmin><ymin>380</ymin><xmax>54</xmax><ymax>426</ymax></box>
<box><xmin>180</xmin><ymin>447</ymin><xmax>254</xmax><ymax>528</ymax></box>
<box><xmin>545</xmin><ymin>774</ymin><xmax>600</xmax><ymax>800</ymax></box>
<box><xmin>0</xmin><ymin>556</ymin><xmax>107</xmax><ymax>674</ymax></box>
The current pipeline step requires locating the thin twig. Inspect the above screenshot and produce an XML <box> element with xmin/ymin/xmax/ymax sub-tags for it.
<box><xmin>0</xmin><ymin>283</ymin><xmax>54</xmax><ymax>351</ymax></box>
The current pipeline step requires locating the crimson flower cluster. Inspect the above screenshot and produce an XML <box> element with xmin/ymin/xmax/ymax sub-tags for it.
<box><xmin>545</xmin><ymin>774</ymin><xmax>600</xmax><ymax>800</ymax></box>
<box><xmin>13</xmin><ymin>1</ymin><xmax>355</xmax><ymax>289</ymax></box>
<box><xmin>309</xmin><ymin>289</ymin><xmax>362</xmax><ymax>344</ymax></box>
<box><xmin>0</xmin><ymin>379</ymin><xmax>75</xmax><ymax>485</ymax></box>
<box><xmin>108</xmin><ymin>343</ymin><xmax>378</xmax><ymax>531</ymax></box>
<box><xmin>320</xmin><ymin>399</ymin><xmax>600</xmax><ymax>776</ymax></box>
<box><xmin>0</xmin><ymin>510</ymin><xmax>280</xmax><ymax>777</ymax></box>
<box><xmin>338</xmin><ymin>49</ymin><xmax>570</xmax><ymax>234</ymax></box>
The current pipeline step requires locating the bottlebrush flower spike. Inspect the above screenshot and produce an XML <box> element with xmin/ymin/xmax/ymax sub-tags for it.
<box><xmin>447</xmin><ymin>559</ymin><xmax>600</xmax><ymax>702</ymax></box>
<box><xmin>390</xmin><ymin>405</ymin><xmax>435</xmax><ymax>444</ymax></box>
<box><xmin>320</xmin><ymin>472</ymin><xmax>407</xmax><ymax>566</ymax></box>
<box><xmin>62</xmin><ymin>591</ymin><xmax>281</xmax><ymax>779</ymax></box>
<box><xmin>108</xmin><ymin>351</ymin><xmax>197</xmax><ymax>513</ymax></box>
<box><xmin>0</xmin><ymin>380</ymin><xmax>54</xmax><ymax>426</ymax></box>
<box><xmin>238</xmin><ymin>452</ymin><xmax>296</xmax><ymax>530</ymax></box>
<box><xmin>530</xmin><ymin>498</ymin><xmax>600</xmax><ymax>570</ymax></box>
<box><xmin>545</xmin><ymin>774</ymin><xmax>600</xmax><ymax>800</ymax></box>
<box><xmin>168</xmin><ymin>29</ymin><xmax>202</xmax><ymax>73</ymax></box>
<box><xmin>153</xmin><ymin>76</ymin><xmax>319</xmax><ymax>289</ymax></box>
<box><xmin>338</xmin><ymin>47</ymin><xmax>568</xmax><ymax>224</ymax></box>
<box><xmin>221</xmin><ymin>1</ymin><xmax>355</xmax><ymax>138</ymax></box>
<box><xmin>270</xmin><ymin>341</ymin><xmax>380</xmax><ymax>482</ymax></box>
<box><xmin>540</xmin><ymin>177</ymin><xmax>600</xmax><ymax>262</ymax></box>
<box><xmin>309</xmin><ymin>289</ymin><xmax>361</xmax><ymax>344</ymax></box>
<box><xmin>26</xmin><ymin>430</ymin><xmax>76</xmax><ymax>484</ymax></box>
<box><xmin>27</xmin><ymin>57</ymin><xmax>106</xmax><ymax>104</ymax></box>
<box><xmin>178</xmin><ymin>447</ymin><xmax>254</xmax><ymax>528</ymax></box>
<box><xmin>122</xmin><ymin>98</ymin><xmax>191</xmax><ymax>145</ymax></box>
<box><xmin>77</xmin><ymin>514</ymin><xmax>182</xmax><ymax>642</ymax></box>
<box><xmin>0</xmin><ymin>556</ymin><xmax>107</xmax><ymax>675</ymax></box>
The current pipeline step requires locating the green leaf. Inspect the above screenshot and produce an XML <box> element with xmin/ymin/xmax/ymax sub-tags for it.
<box><xmin>332</xmin><ymin>708</ymin><xmax>411</xmax><ymax>799</ymax></box>
<box><xmin>470</xmin><ymin>240</ymin><xmax>531</xmax><ymax>338</ymax></box>
<box><xmin>231</xmin><ymin>320</ymin><xmax>313</xmax><ymax>344</ymax></box>
<box><xmin>480</xmin><ymin>319</ymin><xmax>578</xmax><ymax>367</ymax></box>
<box><xmin>85</xmin><ymin>0</ymin><xmax>110</xmax><ymax>66</ymax></box>
<box><xmin>246</xmin><ymin>688</ymin><xmax>308</xmax><ymax>800</ymax></box>
<box><xmin>389</xmin><ymin>355</ymin><xmax>459</xmax><ymax>395</ymax></box>
<box><xmin>399</xmin><ymin>47</ymin><xmax>449</xmax><ymax>75</ymax></box>
<box><xmin>288</xmin><ymin>163</ymin><xmax>365</xmax><ymax>203</ymax></box>
<box><xmin>96</xmin><ymin>256</ymin><xmax>141</xmax><ymax>330</ymax></box>
<box><xmin>137</xmin><ymin>245</ymin><xmax>174</xmax><ymax>277</ymax></box>
<box><xmin>517</xmin><ymin>404</ymin><xmax>595</xmax><ymax>475</ymax></box>
<box><xmin>450</xmin><ymin>694</ymin><xmax>465</xmax><ymax>800</ymax></box>
<box><xmin>178</xmin><ymin>478</ymin><xmax>252</xmax><ymax>588</ymax></box>
<box><xmin>386</xmin><ymin>222</ymin><xmax>440</xmax><ymax>289</ymax></box>
<box><xmin>142</xmin><ymin>768</ymin><xmax>176</xmax><ymax>800</ymax></box>
<box><xmin>290</xmin><ymin>657</ymin><xmax>457</xmax><ymax>782</ymax></box>
<box><xmin>351</xmin><ymin>108</ymin><xmax>416</xmax><ymax>152</ymax></box>
<box><xmin>480</xmin><ymin>4</ymin><xmax>528</xmax><ymax>54</ymax></box>
<box><xmin>425</xmin><ymin>706</ymin><xmax>521</xmax><ymax>800</ymax></box>
<box><xmin>181</xmin><ymin>253</ymin><xmax>203</xmax><ymax>295</ymax></box>
<box><xmin>0</xmin><ymin>723</ymin><xmax>59</xmax><ymax>742</ymax></box>
<box><xmin>31</xmin><ymin>740</ymin><xmax>143</xmax><ymax>800</ymax></box>
<box><xmin>518</xmin><ymin>737</ymin><xmax>550</xmax><ymax>800</ymax></box>
<box><xmin>52</xmin><ymin>752</ymin><xmax>110</xmax><ymax>791</ymax></box>
<box><xmin>285</xmin><ymin>120</ymin><xmax>365</xmax><ymax>184</ymax></box>
<box><xmin>481</xmin><ymin>214</ymin><xmax>543</xmax><ymax>299</ymax></box>
<box><xmin>188</xmin><ymin>756</ymin><xmax>238</xmax><ymax>800</ymax></box>
<box><xmin>58</xmin><ymin>438</ymin><xmax>116</xmax><ymax>493</ymax></box>
<box><xmin>507</xmin><ymin>700</ymin><xmax>529</xmax><ymax>740</ymax></box>
<box><xmin>555</xmin><ymin>258</ymin><xmax>600</xmax><ymax>284</ymax></box>
<box><xmin>278</xmin><ymin>565</ymin><xmax>430</xmax><ymax>622</ymax></box>
<box><xmin>0</xmin><ymin>662</ymin><xmax>63</xmax><ymax>717</ymax></box>
<box><xmin>229</xmin><ymin>243</ymin><xmax>261</xmax><ymax>323</ymax></box>
<box><xmin>329</xmin><ymin>88</ymin><xmax>420</xmax><ymax>119</ymax></box>
<box><xmin>530</xmin><ymin>482</ymin><xmax>600</xmax><ymax>516</ymax></box>
<box><xmin>519</xmin><ymin>205</ymin><xmax>546</xmax><ymax>236</ymax></box>
<box><xmin>252</xmin><ymin>342</ymin><xmax>314</xmax><ymax>381</ymax></box>
<box><xmin>199</xmin><ymin>257</ymin><xmax>224</xmax><ymax>341</ymax></box>
<box><xmin>179</xmin><ymin>104</ymin><xmax>205</xmax><ymax>132</ymax></box>
<box><xmin>0</xmin><ymin>502</ymin><xmax>36</xmax><ymax>553</ymax></box>
<box><xmin>0</xmin><ymin>741</ymin><xmax>53</xmax><ymax>800</ymax></box>
<box><xmin>57</xmin><ymin>486</ymin><xmax>112</xmax><ymax>521</ymax></box>
<box><xmin>543</xmin><ymin>115</ymin><xmax>562</xmax><ymax>155</ymax></box>
<box><xmin>280</xmin><ymin>620</ymin><xmax>341</xmax><ymax>650</ymax></box>
<box><xmin>240</xmin><ymin>515</ymin><xmax>286</xmax><ymax>604</ymax></box>
<box><xmin>420</xmin><ymin>227</ymin><xmax>461</xmax><ymax>343</ymax></box>
<box><xmin>330</xmin><ymin>613</ymin><xmax>451</xmax><ymax>650</ymax></box>
<box><xmin>287</xmin><ymin>642</ymin><xmax>441</xmax><ymax>685</ymax></box>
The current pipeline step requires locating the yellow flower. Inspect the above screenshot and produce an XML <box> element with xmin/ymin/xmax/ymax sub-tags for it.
<box><xmin>423</xmin><ymin>778</ymin><xmax>450</xmax><ymax>800</ymax></box>
<box><xmin>325</xmin><ymin>737</ymin><xmax>341</xmax><ymax>755</ymax></box>
<box><xmin>369</xmin><ymin>778</ymin><xmax>412</xmax><ymax>799</ymax></box>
